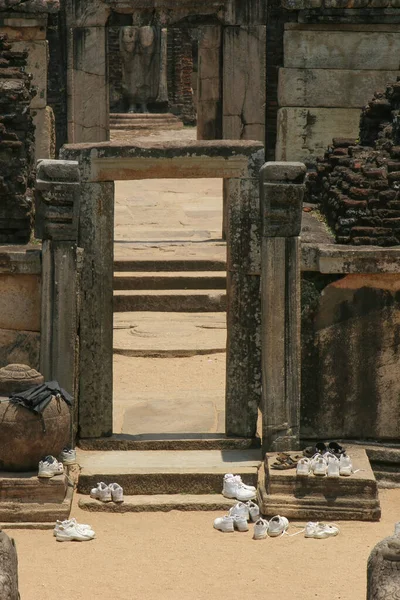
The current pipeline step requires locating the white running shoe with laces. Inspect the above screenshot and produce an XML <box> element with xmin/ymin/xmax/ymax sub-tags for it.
<box><xmin>246</xmin><ymin>501</ymin><xmax>260</xmax><ymax>522</ymax></box>
<box><xmin>312</xmin><ymin>455</ymin><xmax>328</xmax><ymax>476</ymax></box>
<box><xmin>56</xmin><ymin>521</ymin><xmax>95</xmax><ymax>542</ymax></box>
<box><xmin>222</xmin><ymin>477</ymin><xmax>256</xmax><ymax>501</ymax></box>
<box><xmin>109</xmin><ymin>483</ymin><xmax>124</xmax><ymax>503</ymax></box>
<box><xmin>304</xmin><ymin>522</ymin><xmax>339</xmax><ymax>539</ymax></box>
<box><xmin>38</xmin><ymin>456</ymin><xmax>64</xmax><ymax>478</ymax></box>
<box><xmin>267</xmin><ymin>515</ymin><xmax>289</xmax><ymax>537</ymax></box>
<box><xmin>213</xmin><ymin>515</ymin><xmax>235</xmax><ymax>532</ymax></box>
<box><xmin>233</xmin><ymin>515</ymin><xmax>249</xmax><ymax>532</ymax></box>
<box><xmin>54</xmin><ymin>518</ymin><xmax>94</xmax><ymax>537</ymax></box>
<box><xmin>297</xmin><ymin>457</ymin><xmax>311</xmax><ymax>476</ymax></box>
<box><xmin>224</xmin><ymin>474</ymin><xmax>256</xmax><ymax>492</ymax></box>
<box><xmin>253</xmin><ymin>518</ymin><xmax>269</xmax><ymax>540</ymax></box>
<box><xmin>339</xmin><ymin>454</ymin><xmax>353</xmax><ymax>476</ymax></box>
<box><xmin>229</xmin><ymin>502</ymin><xmax>250</xmax><ymax>521</ymax></box>
<box><xmin>325</xmin><ymin>453</ymin><xmax>340</xmax><ymax>478</ymax></box>
<box><xmin>59</xmin><ymin>448</ymin><xmax>77</xmax><ymax>465</ymax></box>
<box><xmin>90</xmin><ymin>482</ymin><xmax>112</xmax><ymax>502</ymax></box>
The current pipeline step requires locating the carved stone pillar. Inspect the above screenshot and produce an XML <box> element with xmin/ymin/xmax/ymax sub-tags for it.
<box><xmin>260</xmin><ymin>161</ymin><xmax>306</xmax><ymax>453</ymax></box>
<box><xmin>35</xmin><ymin>159</ymin><xmax>81</xmax><ymax>437</ymax></box>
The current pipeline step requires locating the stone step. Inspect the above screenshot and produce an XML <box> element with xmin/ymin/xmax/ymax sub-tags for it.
<box><xmin>111</xmin><ymin>113</ymin><xmax>180</xmax><ymax>120</ymax></box>
<box><xmin>0</xmin><ymin>472</ymin><xmax>67</xmax><ymax>504</ymax></box>
<box><xmin>78</xmin><ymin>493</ymin><xmax>237</xmax><ymax>513</ymax></box>
<box><xmin>114</xmin><ymin>259</ymin><xmax>226</xmax><ymax>272</ymax></box>
<box><xmin>113</xmin><ymin>272</ymin><xmax>226</xmax><ymax>290</ymax></box>
<box><xmin>111</xmin><ymin>122</ymin><xmax>183</xmax><ymax>131</ymax></box>
<box><xmin>110</xmin><ymin>118</ymin><xmax>179</xmax><ymax>125</ymax></box>
<box><xmin>113</xmin><ymin>289</ymin><xmax>226</xmax><ymax>312</ymax></box>
<box><xmin>113</xmin><ymin>312</ymin><xmax>226</xmax><ymax>357</ymax></box>
<box><xmin>78</xmin><ymin>435</ymin><xmax>260</xmax><ymax>452</ymax></box>
<box><xmin>0</xmin><ymin>484</ymin><xmax>73</xmax><ymax>524</ymax></box>
<box><xmin>76</xmin><ymin>449</ymin><xmax>261</xmax><ymax>495</ymax></box>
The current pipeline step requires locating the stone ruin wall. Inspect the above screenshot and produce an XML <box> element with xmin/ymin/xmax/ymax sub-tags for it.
<box><xmin>309</xmin><ymin>80</ymin><xmax>400</xmax><ymax>246</ymax></box>
<box><xmin>0</xmin><ymin>33</ymin><xmax>35</xmax><ymax>243</ymax></box>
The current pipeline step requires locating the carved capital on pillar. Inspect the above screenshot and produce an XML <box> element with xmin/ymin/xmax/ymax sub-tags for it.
<box><xmin>260</xmin><ymin>161</ymin><xmax>306</xmax><ymax>238</ymax></box>
<box><xmin>35</xmin><ymin>159</ymin><xmax>80</xmax><ymax>241</ymax></box>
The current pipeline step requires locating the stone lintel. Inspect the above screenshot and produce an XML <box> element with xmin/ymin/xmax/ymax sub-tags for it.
<box><xmin>302</xmin><ymin>243</ymin><xmax>400</xmax><ymax>273</ymax></box>
<box><xmin>0</xmin><ymin>246</ymin><xmax>41</xmax><ymax>275</ymax></box>
<box><xmin>60</xmin><ymin>141</ymin><xmax>264</xmax><ymax>182</ymax></box>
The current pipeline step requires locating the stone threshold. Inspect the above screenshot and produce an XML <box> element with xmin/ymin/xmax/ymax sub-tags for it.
<box><xmin>78</xmin><ymin>493</ymin><xmax>237</xmax><ymax>513</ymax></box>
<box><xmin>78</xmin><ymin>435</ymin><xmax>261</xmax><ymax>451</ymax></box>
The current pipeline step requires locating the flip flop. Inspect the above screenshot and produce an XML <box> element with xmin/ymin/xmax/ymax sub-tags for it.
<box><xmin>271</xmin><ymin>456</ymin><xmax>298</xmax><ymax>470</ymax></box>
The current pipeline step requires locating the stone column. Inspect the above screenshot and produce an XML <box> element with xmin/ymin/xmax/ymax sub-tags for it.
<box><xmin>197</xmin><ymin>26</ymin><xmax>222</xmax><ymax>140</ymax></box>
<box><xmin>68</xmin><ymin>27</ymin><xmax>109</xmax><ymax>143</ymax></box>
<box><xmin>225</xmin><ymin>175</ymin><xmax>262</xmax><ymax>438</ymax></box>
<box><xmin>35</xmin><ymin>159</ymin><xmax>81</xmax><ymax>436</ymax></box>
<box><xmin>260</xmin><ymin>162</ymin><xmax>306</xmax><ymax>453</ymax></box>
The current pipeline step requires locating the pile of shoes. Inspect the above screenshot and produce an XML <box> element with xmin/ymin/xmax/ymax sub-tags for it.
<box><xmin>297</xmin><ymin>442</ymin><xmax>353</xmax><ymax>478</ymax></box>
<box><xmin>253</xmin><ymin>518</ymin><xmax>339</xmax><ymax>540</ymax></box>
<box><xmin>222</xmin><ymin>473</ymin><xmax>256</xmax><ymax>501</ymax></box>
<box><xmin>37</xmin><ymin>447</ymin><xmax>77</xmax><ymax>478</ymax></box>
<box><xmin>54</xmin><ymin>518</ymin><xmax>95</xmax><ymax>542</ymax></box>
<box><xmin>214</xmin><ymin>501</ymin><xmax>260</xmax><ymax>532</ymax></box>
<box><xmin>90</xmin><ymin>482</ymin><xmax>124</xmax><ymax>503</ymax></box>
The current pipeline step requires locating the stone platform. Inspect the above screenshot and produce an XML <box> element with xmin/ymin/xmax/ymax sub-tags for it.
<box><xmin>258</xmin><ymin>446</ymin><xmax>381</xmax><ymax>521</ymax></box>
<box><xmin>0</xmin><ymin>471</ymin><xmax>73</xmax><ymax>526</ymax></box>
<box><xmin>110</xmin><ymin>113</ymin><xmax>183</xmax><ymax>131</ymax></box>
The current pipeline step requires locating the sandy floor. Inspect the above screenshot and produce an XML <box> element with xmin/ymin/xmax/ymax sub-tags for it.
<box><xmin>6</xmin><ymin>488</ymin><xmax>400</xmax><ymax>600</ymax></box>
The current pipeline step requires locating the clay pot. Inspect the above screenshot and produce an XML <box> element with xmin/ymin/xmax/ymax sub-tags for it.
<box><xmin>0</xmin><ymin>364</ymin><xmax>44</xmax><ymax>395</ymax></box>
<box><xmin>0</xmin><ymin>395</ymin><xmax>71</xmax><ymax>471</ymax></box>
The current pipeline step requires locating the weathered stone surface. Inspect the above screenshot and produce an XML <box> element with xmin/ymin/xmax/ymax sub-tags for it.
<box><xmin>0</xmin><ymin>395</ymin><xmax>70</xmax><ymax>471</ymax></box>
<box><xmin>0</xmin><ymin>364</ymin><xmax>43</xmax><ymax>394</ymax></box>
<box><xmin>0</xmin><ymin>329</ymin><xmax>39</xmax><ymax>369</ymax></box>
<box><xmin>0</xmin><ymin>472</ymin><xmax>67</xmax><ymax>504</ymax></box>
<box><xmin>279</xmin><ymin>69</ymin><xmax>400</xmax><ymax>108</ymax></box>
<box><xmin>367</xmin><ymin>524</ymin><xmax>400</xmax><ymax>599</ymax></box>
<box><xmin>0</xmin><ymin>0</ymin><xmax>58</xmax><ymax>12</ymax></box>
<box><xmin>302</xmin><ymin>244</ymin><xmax>400</xmax><ymax>273</ymax></box>
<box><xmin>12</xmin><ymin>40</ymin><xmax>48</xmax><ymax>108</ymax></box>
<box><xmin>301</xmin><ymin>273</ymin><xmax>400</xmax><ymax>441</ymax></box>
<box><xmin>0</xmin><ymin>246</ymin><xmax>40</xmax><ymax>275</ymax></box>
<box><xmin>197</xmin><ymin>25</ymin><xmax>222</xmax><ymax>140</ymax></box>
<box><xmin>276</xmin><ymin>107</ymin><xmax>361</xmax><ymax>162</ymax></box>
<box><xmin>0</xmin><ymin>25</ymin><xmax>46</xmax><ymax>42</ymax></box>
<box><xmin>0</xmin><ymin>275</ymin><xmax>40</xmax><ymax>332</ymax></box>
<box><xmin>69</xmin><ymin>26</ymin><xmax>108</xmax><ymax>143</ymax></box>
<box><xmin>223</xmin><ymin>26</ymin><xmax>266</xmax><ymax>142</ymax></box>
<box><xmin>32</xmin><ymin>106</ymin><xmax>55</xmax><ymax>160</ymax></box>
<box><xmin>0</xmin><ymin>531</ymin><xmax>19</xmax><ymax>600</ymax></box>
<box><xmin>260</xmin><ymin>179</ymin><xmax>305</xmax><ymax>237</ymax></box>
<box><xmin>284</xmin><ymin>28</ymin><xmax>400</xmax><ymax>70</ymax></box>
<box><xmin>261</xmin><ymin>161</ymin><xmax>306</xmax><ymax>182</ymax></box>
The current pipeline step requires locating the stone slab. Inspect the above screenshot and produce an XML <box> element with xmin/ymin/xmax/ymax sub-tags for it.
<box><xmin>76</xmin><ymin>449</ymin><xmax>261</xmax><ymax>494</ymax></box>
<box><xmin>0</xmin><ymin>483</ymin><xmax>73</xmax><ymax>524</ymax></box>
<box><xmin>0</xmin><ymin>246</ymin><xmax>41</xmax><ymax>275</ymax></box>
<box><xmin>0</xmin><ymin>26</ymin><xmax>46</xmax><ymax>41</ymax></box>
<box><xmin>32</xmin><ymin>106</ymin><xmax>55</xmax><ymax>160</ymax></box>
<box><xmin>279</xmin><ymin>69</ymin><xmax>400</xmax><ymax>108</ymax></box>
<box><xmin>113</xmin><ymin>290</ymin><xmax>226</xmax><ymax>312</ymax></box>
<box><xmin>284</xmin><ymin>29</ymin><xmax>400</xmax><ymax>70</ymax></box>
<box><xmin>113</xmin><ymin>272</ymin><xmax>226</xmax><ymax>290</ymax></box>
<box><xmin>302</xmin><ymin>243</ymin><xmax>400</xmax><ymax>273</ymax></box>
<box><xmin>0</xmin><ymin>274</ymin><xmax>40</xmax><ymax>331</ymax></box>
<box><xmin>113</xmin><ymin>312</ymin><xmax>226</xmax><ymax>357</ymax></box>
<box><xmin>0</xmin><ymin>472</ymin><xmax>66</xmax><ymax>504</ymax></box>
<box><xmin>258</xmin><ymin>446</ymin><xmax>381</xmax><ymax>521</ymax></box>
<box><xmin>78</xmin><ymin>493</ymin><xmax>237</xmax><ymax>513</ymax></box>
<box><xmin>276</xmin><ymin>107</ymin><xmax>361</xmax><ymax>162</ymax></box>
<box><xmin>12</xmin><ymin>40</ymin><xmax>48</xmax><ymax>109</ymax></box>
<box><xmin>0</xmin><ymin>328</ymin><xmax>39</xmax><ymax>368</ymax></box>
<box><xmin>78</xmin><ymin>435</ymin><xmax>261</xmax><ymax>451</ymax></box>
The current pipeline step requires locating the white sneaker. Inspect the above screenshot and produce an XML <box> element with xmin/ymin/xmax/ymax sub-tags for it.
<box><xmin>233</xmin><ymin>515</ymin><xmax>249</xmax><ymax>532</ymax></box>
<box><xmin>54</xmin><ymin>518</ymin><xmax>94</xmax><ymax>537</ymax></box>
<box><xmin>246</xmin><ymin>501</ymin><xmax>260</xmax><ymax>522</ymax></box>
<box><xmin>339</xmin><ymin>454</ymin><xmax>353</xmax><ymax>476</ymax></box>
<box><xmin>224</xmin><ymin>474</ymin><xmax>256</xmax><ymax>492</ymax></box>
<box><xmin>312</xmin><ymin>455</ymin><xmax>328</xmax><ymax>476</ymax></box>
<box><xmin>296</xmin><ymin>457</ymin><xmax>311</xmax><ymax>476</ymax></box>
<box><xmin>38</xmin><ymin>456</ymin><xmax>64</xmax><ymax>478</ymax></box>
<box><xmin>223</xmin><ymin>477</ymin><xmax>256</xmax><ymax>501</ymax></box>
<box><xmin>213</xmin><ymin>515</ymin><xmax>234</xmax><ymax>532</ymax></box>
<box><xmin>325</xmin><ymin>453</ymin><xmax>340</xmax><ymax>478</ymax></box>
<box><xmin>90</xmin><ymin>482</ymin><xmax>112</xmax><ymax>502</ymax></box>
<box><xmin>229</xmin><ymin>502</ymin><xmax>250</xmax><ymax>521</ymax></box>
<box><xmin>267</xmin><ymin>515</ymin><xmax>289</xmax><ymax>537</ymax></box>
<box><xmin>109</xmin><ymin>483</ymin><xmax>124</xmax><ymax>503</ymax></box>
<box><xmin>59</xmin><ymin>448</ymin><xmax>77</xmax><ymax>465</ymax></box>
<box><xmin>305</xmin><ymin>522</ymin><xmax>340</xmax><ymax>539</ymax></box>
<box><xmin>253</xmin><ymin>518</ymin><xmax>269</xmax><ymax>540</ymax></box>
<box><xmin>55</xmin><ymin>521</ymin><xmax>95</xmax><ymax>542</ymax></box>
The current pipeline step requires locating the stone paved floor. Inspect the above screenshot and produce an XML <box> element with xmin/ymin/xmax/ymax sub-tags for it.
<box><xmin>112</xmin><ymin>126</ymin><xmax>227</xmax><ymax>436</ymax></box>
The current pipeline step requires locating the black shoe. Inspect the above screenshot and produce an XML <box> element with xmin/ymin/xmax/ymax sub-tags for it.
<box><xmin>303</xmin><ymin>442</ymin><xmax>327</xmax><ymax>458</ymax></box>
<box><xmin>327</xmin><ymin>441</ymin><xmax>346</xmax><ymax>458</ymax></box>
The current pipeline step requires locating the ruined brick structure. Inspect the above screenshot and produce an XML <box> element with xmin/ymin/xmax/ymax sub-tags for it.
<box><xmin>310</xmin><ymin>80</ymin><xmax>400</xmax><ymax>246</ymax></box>
<box><xmin>0</xmin><ymin>34</ymin><xmax>35</xmax><ymax>243</ymax></box>
<box><xmin>167</xmin><ymin>28</ymin><xmax>196</xmax><ymax>125</ymax></box>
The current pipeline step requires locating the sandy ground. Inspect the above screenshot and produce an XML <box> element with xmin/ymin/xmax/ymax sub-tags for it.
<box><xmin>6</xmin><ymin>488</ymin><xmax>400</xmax><ymax>600</ymax></box>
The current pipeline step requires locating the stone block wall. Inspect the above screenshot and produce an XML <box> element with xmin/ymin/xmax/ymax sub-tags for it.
<box><xmin>276</xmin><ymin>22</ymin><xmax>400</xmax><ymax>164</ymax></box>
<box><xmin>167</xmin><ymin>27</ymin><xmax>196</xmax><ymax>125</ymax></box>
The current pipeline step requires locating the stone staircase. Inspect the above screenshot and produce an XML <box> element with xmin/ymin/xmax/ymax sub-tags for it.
<box><xmin>110</xmin><ymin>113</ymin><xmax>183</xmax><ymax>131</ymax></box>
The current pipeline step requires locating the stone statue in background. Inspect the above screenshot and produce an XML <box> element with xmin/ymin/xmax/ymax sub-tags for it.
<box><xmin>367</xmin><ymin>522</ymin><xmax>400</xmax><ymax>599</ymax></box>
<box><xmin>0</xmin><ymin>531</ymin><xmax>20</xmax><ymax>600</ymax></box>
<box><xmin>119</xmin><ymin>26</ymin><xmax>161</xmax><ymax>114</ymax></box>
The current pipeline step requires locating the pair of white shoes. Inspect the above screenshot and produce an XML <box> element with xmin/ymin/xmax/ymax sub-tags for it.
<box><xmin>305</xmin><ymin>522</ymin><xmax>339</xmax><ymax>539</ymax></box>
<box><xmin>90</xmin><ymin>481</ymin><xmax>124</xmax><ymax>503</ymax></box>
<box><xmin>297</xmin><ymin>453</ymin><xmax>353</xmax><ymax>478</ymax></box>
<box><xmin>222</xmin><ymin>474</ymin><xmax>256</xmax><ymax>501</ymax></box>
<box><xmin>213</xmin><ymin>501</ymin><xmax>260</xmax><ymax>533</ymax></box>
<box><xmin>253</xmin><ymin>515</ymin><xmax>289</xmax><ymax>539</ymax></box>
<box><xmin>54</xmin><ymin>518</ymin><xmax>95</xmax><ymax>542</ymax></box>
